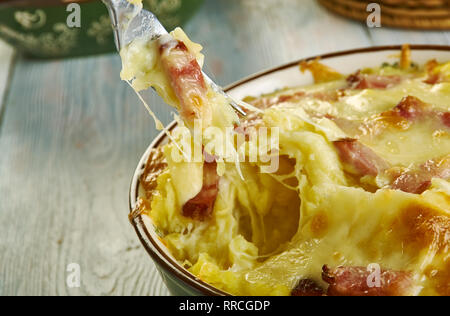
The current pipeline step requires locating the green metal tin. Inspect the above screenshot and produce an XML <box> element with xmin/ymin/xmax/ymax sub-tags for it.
<box><xmin>0</xmin><ymin>0</ymin><xmax>204</xmax><ymax>59</ymax></box>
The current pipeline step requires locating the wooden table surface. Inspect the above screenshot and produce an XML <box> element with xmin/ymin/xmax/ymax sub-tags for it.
<box><xmin>0</xmin><ymin>0</ymin><xmax>449</xmax><ymax>296</ymax></box>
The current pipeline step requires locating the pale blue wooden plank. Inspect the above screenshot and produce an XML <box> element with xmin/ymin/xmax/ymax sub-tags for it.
<box><xmin>185</xmin><ymin>0</ymin><xmax>371</xmax><ymax>86</ymax></box>
<box><xmin>0</xmin><ymin>53</ymin><xmax>172</xmax><ymax>295</ymax></box>
<box><xmin>369</xmin><ymin>27</ymin><xmax>450</xmax><ymax>46</ymax></box>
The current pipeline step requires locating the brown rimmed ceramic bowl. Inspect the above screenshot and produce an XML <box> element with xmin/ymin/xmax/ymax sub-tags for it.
<box><xmin>129</xmin><ymin>45</ymin><xmax>450</xmax><ymax>296</ymax></box>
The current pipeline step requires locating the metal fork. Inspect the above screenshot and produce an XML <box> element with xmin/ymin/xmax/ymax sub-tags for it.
<box><xmin>102</xmin><ymin>0</ymin><xmax>246</xmax><ymax>116</ymax></box>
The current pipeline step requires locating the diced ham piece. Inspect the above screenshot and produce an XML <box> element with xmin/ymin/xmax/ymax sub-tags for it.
<box><xmin>291</xmin><ymin>279</ymin><xmax>325</xmax><ymax>296</ymax></box>
<box><xmin>247</xmin><ymin>92</ymin><xmax>307</xmax><ymax>110</ymax></box>
<box><xmin>390</xmin><ymin>156</ymin><xmax>450</xmax><ymax>194</ymax></box>
<box><xmin>159</xmin><ymin>38</ymin><xmax>208</xmax><ymax>123</ymax></box>
<box><xmin>248</xmin><ymin>90</ymin><xmax>343</xmax><ymax>110</ymax></box>
<box><xmin>388</xmin><ymin>96</ymin><xmax>429</xmax><ymax>120</ymax></box>
<box><xmin>182</xmin><ymin>159</ymin><xmax>220</xmax><ymax>221</ymax></box>
<box><xmin>310</xmin><ymin>90</ymin><xmax>344</xmax><ymax>102</ymax></box>
<box><xmin>347</xmin><ymin>71</ymin><xmax>402</xmax><ymax>90</ymax></box>
<box><xmin>441</xmin><ymin>112</ymin><xmax>450</xmax><ymax>128</ymax></box>
<box><xmin>333</xmin><ymin>139</ymin><xmax>389</xmax><ymax>177</ymax></box>
<box><xmin>424</xmin><ymin>59</ymin><xmax>446</xmax><ymax>85</ymax></box>
<box><xmin>378</xmin><ymin>96</ymin><xmax>449</xmax><ymax>131</ymax></box>
<box><xmin>322</xmin><ymin>265</ymin><xmax>414</xmax><ymax>296</ymax></box>
<box><xmin>424</xmin><ymin>73</ymin><xmax>444</xmax><ymax>85</ymax></box>
<box><xmin>391</xmin><ymin>173</ymin><xmax>432</xmax><ymax>195</ymax></box>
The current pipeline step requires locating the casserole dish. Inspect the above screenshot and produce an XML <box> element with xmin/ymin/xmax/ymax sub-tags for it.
<box><xmin>129</xmin><ymin>45</ymin><xmax>450</xmax><ymax>296</ymax></box>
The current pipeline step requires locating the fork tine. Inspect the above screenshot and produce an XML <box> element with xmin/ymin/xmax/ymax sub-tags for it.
<box><xmin>202</xmin><ymin>73</ymin><xmax>247</xmax><ymax>116</ymax></box>
<box><xmin>103</xmin><ymin>0</ymin><xmax>167</xmax><ymax>51</ymax></box>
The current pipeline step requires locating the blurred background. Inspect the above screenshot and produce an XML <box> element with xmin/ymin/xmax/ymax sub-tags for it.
<box><xmin>0</xmin><ymin>0</ymin><xmax>449</xmax><ymax>296</ymax></box>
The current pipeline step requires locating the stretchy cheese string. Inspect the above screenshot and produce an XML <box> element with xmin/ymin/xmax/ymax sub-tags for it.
<box><xmin>230</xmin><ymin>141</ymin><xmax>244</xmax><ymax>180</ymax></box>
<box><xmin>127</xmin><ymin>80</ymin><xmax>190</xmax><ymax>161</ymax></box>
<box><xmin>235</xmin><ymin>99</ymin><xmax>264</xmax><ymax>114</ymax></box>
<box><xmin>279</xmin><ymin>106</ymin><xmax>336</xmax><ymax>136</ymax></box>
<box><xmin>121</xmin><ymin>2</ymin><xmax>195</xmax><ymax>160</ymax></box>
<box><xmin>126</xmin><ymin>80</ymin><xmax>163</xmax><ymax>129</ymax></box>
<box><xmin>266</xmin><ymin>172</ymin><xmax>298</xmax><ymax>192</ymax></box>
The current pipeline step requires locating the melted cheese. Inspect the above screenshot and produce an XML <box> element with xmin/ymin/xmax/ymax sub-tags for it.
<box><xmin>120</xmin><ymin>28</ymin><xmax>204</xmax><ymax>108</ymax></box>
<box><xmin>120</xmin><ymin>27</ymin><xmax>238</xmax><ymax>131</ymax></box>
<box><xmin>131</xmin><ymin>36</ymin><xmax>450</xmax><ymax>295</ymax></box>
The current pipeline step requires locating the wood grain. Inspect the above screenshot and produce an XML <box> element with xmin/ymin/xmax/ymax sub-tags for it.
<box><xmin>0</xmin><ymin>0</ymin><xmax>448</xmax><ymax>296</ymax></box>
<box><xmin>0</xmin><ymin>40</ymin><xmax>14</xmax><ymax>115</ymax></box>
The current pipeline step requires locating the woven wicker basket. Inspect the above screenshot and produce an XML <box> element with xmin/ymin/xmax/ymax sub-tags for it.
<box><xmin>318</xmin><ymin>0</ymin><xmax>450</xmax><ymax>30</ymax></box>
<box><xmin>381</xmin><ymin>0</ymin><xmax>448</xmax><ymax>8</ymax></box>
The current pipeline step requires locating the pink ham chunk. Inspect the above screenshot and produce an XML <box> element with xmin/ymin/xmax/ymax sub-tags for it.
<box><xmin>347</xmin><ymin>71</ymin><xmax>402</xmax><ymax>90</ymax></box>
<box><xmin>182</xmin><ymin>159</ymin><xmax>220</xmax><ymax>221</ymax></box>
<box><xmin>322</xmin><ymin>265</ymin><xmax>414</xmax><ymax>296</ymax></box>
<box><xmin>159</xmin><ymin>38</ymin><xmax>209</xmax><ymax>124</ymax></box>
<box><xmin>390</xmin><ymin>156</ymin><xmax>450</xmax><ymax>194</ymax></box>
<box><xmin>333</xmin><ymin>139</ymin><xmax>389</xmax><ymax>177</ymax></box>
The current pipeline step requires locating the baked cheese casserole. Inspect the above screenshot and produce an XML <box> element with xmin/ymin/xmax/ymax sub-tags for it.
<box><xmin>123</xmin><ymin>28</ymin><xmax>450</xmax><ymax>296</ymax></box>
